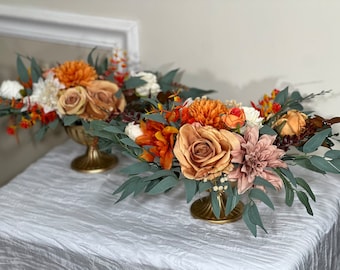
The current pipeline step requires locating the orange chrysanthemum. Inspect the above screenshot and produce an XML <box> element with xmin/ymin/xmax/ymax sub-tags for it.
<box><xmin>187</xmin><ymin>98</ymin><xmax>229</xmax><ymax>129</ymax></box>
<box><xmin>54</xmin><ymin>60</ymin><xmax>97</xmax><ymax>88</ymax></box>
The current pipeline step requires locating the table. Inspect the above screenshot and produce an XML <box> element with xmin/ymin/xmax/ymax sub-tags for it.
<box><xmin>0</xmin><ymin>140</ymin><xmax>339</xmax><ymax>270</ymax></box>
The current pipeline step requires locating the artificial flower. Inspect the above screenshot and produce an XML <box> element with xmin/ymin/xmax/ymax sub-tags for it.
<box><xmin>27</xmin><ymin>72</ymin><xmax>65</xmax><ymax>113</ymax></box>
<box><xmin>83</xmin><ymin>80</ymin><xmax>126</xmax><ymax>120</ymax></box>
<box><xmin>0</xmin><ymin>80</ymin><xmax>24</xmax><ymax>99</ymax></box>
<box><xmin>125</xmin><ymin>122</ymin><xmax>143</xmax><ymax>141</ymax></box>
<box><xmin>221</xmin><ymin>107</ymin><xmax>246</xmax><ymax>129</ymax></box>
<box><xmin>186</xmin><ymin>97</ymin><xmax>229</xmax><ymax>129</ymax></box>
<box><xmin>54</xmin><ymin>60</ymin><xmax>97</xmax><ymax>88</ymax></box>
<box><xmin>132</xmin><ymin>72</ymin><xmax>161</xmax><ymax>97</ymax></box>
<box><xmin>228</xmin><ymin>126</ymin><xmax>287</xmax><ymax>194</ymax></box>
<box><xmin>242</xmin><ymin>106</ymin><xmax>264</xmax><ymax>129</ymax></box>
<box><xmin>173</xmin><ymin>123</ymin><xmax>240</xmax><ymax>180</ymax></box>
<box><xmin>57</xmin><ymin>86</ymin><xmax>87</xmax><ymax>116</ymax></box>
<box><xmin>273</xmin><ymin>110</ymin><xmax>307</xmax><ymax>136</ymax></box>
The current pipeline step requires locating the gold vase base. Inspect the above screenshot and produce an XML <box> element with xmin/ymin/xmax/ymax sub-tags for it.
<box><xmin>190</xmin><ymin>195</ymin><xmax>244</xmax><ymax>224</ymax></box>
<box><xmin>70</xmin><ymin>153</ymin><xmax>118</xmax><ymax>174</ymax></box>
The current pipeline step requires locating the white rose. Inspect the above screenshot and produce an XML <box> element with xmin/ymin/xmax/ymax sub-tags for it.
<box><xmin>133</xmin><ymin>72</ymin><xmax>161</xmax><ymax>97</ymax></box>
<box><xmin>0</xmin><ymin>80</ymin><xmax>24</xmax><ymax>99</ymax></box>
<box><xmin>125</xmin><ymin>122</ymin><xmax>143</xmax><ymax>141</ymax></box>
<box><xmin>241</xmin><ymin>106</ymin><xmax>264</xmax><ymax>132</ymax></box>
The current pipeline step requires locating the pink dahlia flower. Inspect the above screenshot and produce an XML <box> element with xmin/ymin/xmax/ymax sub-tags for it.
<box><xmin>228</xmin><ymin>127</ymin><xmax>287</xmax><ymax>194</ymax></box>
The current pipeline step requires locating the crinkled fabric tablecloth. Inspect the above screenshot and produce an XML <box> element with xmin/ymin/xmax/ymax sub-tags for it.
<box><xmin>0</xmin><ymin>140</ymin><xmax>339</xmax><ymax>270</ymax></box>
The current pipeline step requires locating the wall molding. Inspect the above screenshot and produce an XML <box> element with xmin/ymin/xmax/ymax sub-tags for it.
<box><xmin>0</xmin><ymin>4</ymin><xmax>139</xmax><ymax>64</ymax></box>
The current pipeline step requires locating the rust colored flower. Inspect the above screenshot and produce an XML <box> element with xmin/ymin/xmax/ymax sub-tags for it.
<box><xmin>57</xmin><ymin>86</ymin><xmax>87</xmax><ymax>116</ymax></box>
<box><xmin>273</xmin><ymin>110</ymin><xmax>307</xmax><ymax>136</ymax></box>
<box><xmin>54</xmin><ymin>60</ymin><xmax>97</xmax><ymax>88</ymax></box>
<box><xmin>221</xmin><ymin>107</ymin><xmax>246</xmax><ymax>129</ymax></box>
<box><xmin>228</xmin><ymin>127</ymin><xmax>287</xmax><ymax>194</ymax></box>
<box><xmin>173</xmin><ymin>123</ymin><xmax>240</xmax><ymax>181</ymax></box>
<box><xmin>187</xmin><ymin>97</ymin><xmax>229</xmax><ymax>129</ymax></box>
<box><xmin>83</xmin><ymin>80</ymin><xmax>126</xmax><ymax>120</ymax></box>
<box><xmin>135</xmin><ymin>120</ymin><xmax>178</xmax><ymax>170</ymax></box>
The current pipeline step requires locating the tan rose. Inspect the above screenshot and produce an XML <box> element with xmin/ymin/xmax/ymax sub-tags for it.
<box><xmin>57</xmin><ymin>86</ymin><xmax>87</xmax><ymax>116</ymax></box>
<box><xmin>83</xmin><ymin>80</ymin><xmax>126</xmax><ymax>120</ymax></box>
<box><xmin>173</xmin><ymin>123</ymin><xmax>240</xmax><ymax>181</ymax></box>
<box><xmin>273</xmin><ymin>110</ymin><xmax>307</xmax><ymax>136</ymax></box>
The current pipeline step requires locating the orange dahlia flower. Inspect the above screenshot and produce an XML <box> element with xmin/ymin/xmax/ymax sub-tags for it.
<box><xmin>187</xmin><ymin>97</ymin><xmax>229</xmax><ymax>129</ymax></box>
<box><xmin>54</xmin><ymin>60</ymin><xmax>97</xmax><ymax>88</ymax></box>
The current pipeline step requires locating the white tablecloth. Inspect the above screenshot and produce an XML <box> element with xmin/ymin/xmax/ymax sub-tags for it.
<box><xmin>0</xmin><ymin>140</ymin><xmax>339</xmax><ymax>270</ymax></box>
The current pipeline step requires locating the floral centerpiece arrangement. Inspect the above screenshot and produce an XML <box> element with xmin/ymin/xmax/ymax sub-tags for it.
<box><xmin>0</xmin><ymin>48</ymin><xmax>212</xmax><ymax>141</ymax></box>
<box><xmin>89</xmin><ymin>86</ymin><xmax>340</xmax><ymax>236</ymax></box>
<box><xmin>0</xmin><ymin>48</ymin><xmax>214</xmax><ymax>172</ymax></box>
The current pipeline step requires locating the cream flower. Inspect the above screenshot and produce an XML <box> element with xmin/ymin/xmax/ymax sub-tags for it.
<box><xmin>27</xmin><ymin>72</ymin><xmax>65</xmax><ymax>113</ymax></box>
<box><xmin>228</xmin><ymin>126</ymin><xmax>287</xmax><ymax>194</ymax></box>
<box><xmin>0</xmin><ymin>80</ymin><xmax>24</xmax><ymax>99</ymax></box>
<box><xmin>125</xmin><ymin>122</ymin><xmax>143</xmax><ymax>141</ymax></box>
<box><xmin>241</xmin><ymin>106</ymin><xmax>264</xmax><ymax>132</ymax></box>
<box><xmin>132</xmin><ymin>72</ymin><xmax>161</xmax><ymax>97</ymax></box>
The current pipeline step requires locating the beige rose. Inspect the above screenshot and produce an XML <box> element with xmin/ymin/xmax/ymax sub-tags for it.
<box><xmin>273</xmin><ymin>110</ymin><xmax>307</xmax><ymax>136</ymax></box>
<box><xmin>83</xmin><ymin>80</ymin><xmax>126</xmax><ymax>120</ymax></box>
<box><xmin>173</xmin><ymin>123</ymin><xmax>240</xmax><ymax>181</ymax></box>
<box><xmin>57</xmin><ymin>86</ymin><xmax>87</xmax><ymax>116</ymax></box>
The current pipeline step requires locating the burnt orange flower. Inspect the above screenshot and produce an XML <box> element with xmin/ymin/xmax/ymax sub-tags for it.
<box><xmin>187</xmin><ymin>97</ymin><xmax>229</xmax><ymax>129</ymax></box>
<box><xmin>221</xmin><ymin>107</ymin><xmax>246</xmax><ymax>129</ymax></box>
<box><xmin>54</xmin><ymin>60</ymin><xmax>97</xmax><ymax>88</ymax></box>
<box><xmin>135</xmin><ymin>120</ymin><xmax>178</xmax><ymax>170</ymax></box>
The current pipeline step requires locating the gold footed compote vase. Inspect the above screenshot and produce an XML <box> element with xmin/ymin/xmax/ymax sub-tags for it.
<box><xmin>65</xmin><ymin>125</ymin><xmax>118</xmax><ymax>173</ymax></box>
<box><xmin>190</xmin><ymin>191</ymin><xmax>244</xmax><ymax>224</ymax></box>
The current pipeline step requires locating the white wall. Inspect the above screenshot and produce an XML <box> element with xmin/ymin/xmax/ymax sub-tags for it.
<box><xmin>1</xmin><ymin>0</ymin><xmax>340</xmax><ymax>183</ymax></box>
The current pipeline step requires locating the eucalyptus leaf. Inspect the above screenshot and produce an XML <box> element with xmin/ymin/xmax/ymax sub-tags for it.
<box><xmin>283</xmin><ymin>179</ymin><xmax>294</xmax><ymax>207</ymax></box>
<box><xmin>274</xmin><ymin>87</ymin><xmax>288</xmax><ymax>105</ymax></box>
<box><xmin>34</xmin><ymin>126</ymin><xmax>48</xmax><ymax>142</ymax></box>
<box><xmin>294</xmin><ymin>158</ymin><xmax>325</xmax><ymax>174</ymax></box>
<box><xmin>296</xmin><ymin>177</ymin><xmax>316</xmax><ymax>201</ymax></box>
<box><xmin>225</xmin><ymin>187</ymin><xmax>240</xmax><ymax>216</ymax></box>
<box><xmin>325</xmin><ymin>150</ymin><xmax>340</xmax><ymax>159</ymax></box>
<box><xmin>124</xmin><ymin>77</ymin><xmax>147</xmax><ymax>89</ymax></box>
<box><xmin>147</xmin><ymin>176</ymin><xmax>178</xmax><ymax>194</ymax></box>
<box><xmin>279</xmin><ymin>167</ymin><xmax>297</xmax><ymax>187</ymax></box>
<box><xmin>120</xmin><ymin>162</ymin><xmax>151</xmax><ymax>175</ymax></box>
<box><xmin>302</xmin><ymin>128</ymin><xmax>331</xmax><ymax>153</ymax></box>
<box><xmin>198</xmin><ymin>181</ymin><xmax>212</xmax><ymax>193</ymax></box>
<box><xmin>87</xmin><ymin>47</ymin><xmax>97</xmax><ymax>66</ymax></box>
<box><xmin>211</xmin><ymin>191</ymin><xmax>220</xmax><ymax>219</ymax></box>
<box><xmin>144</xmin><ymin>113</ymin><xmax>167</xmax><ymax>124</ymax></box>
<box><xmin>113</xmin><ymin>176</ymin><xmax>141</xmax><ymax>195</ymax></box>
<box><xmin>296</xmin><ymin>191</ymin><xmax>313</xmax><ymax>215</ymax></box>
<box><xmin>180</xmin><ymin>88</ymin><xmax>216</xmax><ymax>99</ymax></box>
<box><xmin>143</xmin><ymin>170</ymin><xmax>177</xmax><ymax>182</ymax></box>
<box><xmin>30</xmin><ymin>58</ymin><xmax>42</xmax><ymax>83</ymax></box>
<box><xmin>158</xmin><ymin>69</ymin><xmax>179</xmax><ymax>85</ymax></box>
<box><xmin>62</xmin><ymin>115</ymin><xmax>80</xmax><ymax>126</ymax></box>
<box><xmin>260</xmin><ymin>125</ymin><xmax>277</xmax><ymax>136</ymax></box>
<box><xmin>310</xmin><ymin>155</ymin><xmax>340</xmax><ymax>174</ymax></box>
<box><xmin>242</xmin><ymin>204</ymin><xmax>257</xmax><ymax>237</ymax></box>
<box><xmin>183</xmin><ymin>178</ymin><xmax>198</xmax><ymax>203</ymax></box>
<box><xmin>248</xmin><ymin>203</ymin><xmax>267</xmax><ymax>233</ymax></box>
<box><xmin>249</xmin><ymin>189</ymin><xmax>274</xmax><ymax>210</ymax></box>
<box><xmin>103</xmin><ymin>125</ymin><xmax>125</xmax><ymax>134</ymax></box>
<box><xmin>290</xmin><ymin>91</ymin><xmax>303</xmax><ymax>101</ymax></box>
<box><xmin>253</xmin><ymin>176</ymin><xmax>276</xmax><ymax>190</ymax></box>
<box><xmin>120</xmin><ymin>137</ymin><xmax>141</xmax><ymax>148</ymax></box>
<box><xmin>16</xmin><ymin>55</ymin><xmax>29</xmax><ymax>83</ymax></box>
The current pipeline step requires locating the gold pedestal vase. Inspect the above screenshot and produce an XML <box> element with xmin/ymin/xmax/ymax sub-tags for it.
<box><xmin>65</xmin><ymin>125</ymin><xmax>118</xmax><ymax>173</ymax></box>
<box><xmin>190</xmin><ymin>191</ymin><xmax>244</xmax><ymax>224</ymax></box>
